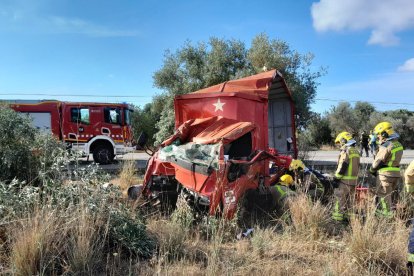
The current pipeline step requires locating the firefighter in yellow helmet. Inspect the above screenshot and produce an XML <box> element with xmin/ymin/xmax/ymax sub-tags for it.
<box><xmin>289</xmin><ymin>159</ymin><xmax>326</xmax><ymax>202</ymax></box>
<box><xmin>270</xmin><ymin>174</ymin><xmax>297</xmax><ymax>216</ymax></box>
<box><xmin>332</xmin><ymin>131</ymin><xmax>360</xmax><ymax>222</ymax></box>
<box><xmin>369</xmin><ymin>122</ymin><xmax>403</xmax><ymax>218</ymax></box>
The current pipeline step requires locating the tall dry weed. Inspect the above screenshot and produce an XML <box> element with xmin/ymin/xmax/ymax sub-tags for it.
<box><xmin>288</xmin><ymin>194</ymin><xmax>330</xmax><ymax>239</ymax></box>
<box><xmin>118</xmin><ymin>160</ymin><xmax>138</xmax><ymax>190</ymax></box>
<box><xmin>65</xmin><ymin>206</ymin><xmax>107</xmax><ymax>274</ymax></box>
<box><xmin>9</xmin><ymin>209</ymin><xmax>67</xmax><ymax>275</ymax></box>
<box><xmin>250</xmin><ymin>227</ymin><xmax>274</xmax><ymax>257</ymax></box>
<box><xmin>347</xmin><ymin>206</ymin><xmax>409</xmax><ymax>274</ymax></box>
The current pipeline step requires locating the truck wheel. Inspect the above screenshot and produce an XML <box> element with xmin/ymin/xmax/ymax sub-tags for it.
<box><xmin>93</xmin><ymin>144</ymin><xmax>114</xmax><ymax>164</ymax></box>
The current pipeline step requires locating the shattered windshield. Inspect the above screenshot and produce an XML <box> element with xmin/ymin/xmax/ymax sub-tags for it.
<box><xmin>159</xmin><ymin>142</ymin><xmax>220</xmax><ymax>169</ymax></box>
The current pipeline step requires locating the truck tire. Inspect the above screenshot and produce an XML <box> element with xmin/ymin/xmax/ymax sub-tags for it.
<box><xmin>93</xmin><ymin>144</ymin><xmax>114</xmax><ymax>164</ymax></box>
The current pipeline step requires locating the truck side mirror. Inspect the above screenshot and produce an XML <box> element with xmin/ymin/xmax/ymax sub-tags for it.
<box><xmin>137</xmin><ymin>132</ymin><xmax>148</xmax><ymax>149</ymax></box>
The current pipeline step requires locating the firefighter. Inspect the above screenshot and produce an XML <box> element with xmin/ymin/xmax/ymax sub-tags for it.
<box><xmin>369</xmin><ymin>122</ymin><xmax>404</xmax><ymax>218</ymax></box>
<box><xmin>289</xmin><ymin>159</ymin><xmax>325</xmax><ymax>201</ymax></box>
<box><xmin>405</xmin><ymin>160</ymin><xmax>414</xmax><ymax>195</ymax></box>
<box><xmin>360</xmin><ymin>131</ymin><xmax>370</xmax><ymax>157</ymax></box>
<box><xmin>369</xmin><ymin>130</ymin><xmax>377</xmax><ymax>157</ymax></box>
<box><xmin>270</xmin><ymin>174</ymin><xmax>297</xmax><ymax>216</ymax></box>
<box><xmin>332</xmin><ymin>131</ymin><xmax>360</xmax><ymax>223</ymax></box>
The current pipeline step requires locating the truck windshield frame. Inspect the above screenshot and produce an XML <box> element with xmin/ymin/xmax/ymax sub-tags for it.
<box><xmin>71</xmin><ymin>107</ymin><xmax>90</xmax><ymax>125</ymax></box>
<box><xmin>124</xmin><ymin>108</ymin><xmax>132</xmax><ymax>126</ymax></box>
<box><xmin>104</xmin><ymin>107</ymin><xmax>121</xmax><ymax>125</ymax></box>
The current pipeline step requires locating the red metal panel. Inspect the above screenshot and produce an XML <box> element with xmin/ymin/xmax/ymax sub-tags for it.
<box><xmin>10</xmin><ymin>101</ymin><xmax>62</xmax><ymax>139</ymax></box>
<box><xmin>174</xmin><ymin>69</ymin><xmax>296</xmax><ymax>157</ymax></box>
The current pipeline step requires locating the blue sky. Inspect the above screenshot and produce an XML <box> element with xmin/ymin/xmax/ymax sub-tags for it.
<box><xmin>0</xmin><ymin>0</ymin><xmax>413</xmax><ymax>113</ymax></box>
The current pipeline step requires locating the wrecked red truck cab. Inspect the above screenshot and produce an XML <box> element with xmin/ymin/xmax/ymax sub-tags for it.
<box><xmin>140</xmin><ymin>70</ymin><xmax>297</xmax><ymax>220</ymax></box>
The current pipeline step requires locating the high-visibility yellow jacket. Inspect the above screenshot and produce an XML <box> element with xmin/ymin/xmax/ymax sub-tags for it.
<box><xmin>372</xmin><ymin>139</ymin><xmax>403</xmax><ymax>178</ymax></box>
<box><xmin>335</xmin><ymin>145</ymin><xmax>360</xmax><ymax>185</ymax></box>
<box><xmin>270</xmin><ymin>184</ymin><xmax>296</xmax><ymax>203</ymax></box>
<box><xmin>405</xmin><ymin>160</ymin><xmax>414</xmax><ymax>193</ymax></box>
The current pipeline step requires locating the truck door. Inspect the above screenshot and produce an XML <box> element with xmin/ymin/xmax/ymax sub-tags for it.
<box><xmin>102</xmin><ymin>107</ymin><xmax>123</xmax><ymax>142</ymax></box>
<box><xmin>268</xmin><ymin>99</ymin><xmax>294</xmax><ymax>155</ymax></box>
<box><xmin>63</xmin><ymin>106</ymin><xmax>94</xmax><ymax>142</ymax></box>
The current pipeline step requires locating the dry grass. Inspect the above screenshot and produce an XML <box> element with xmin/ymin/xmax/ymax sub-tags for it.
<box><xmin>346</xmin><ymin>206</ymin><xmax>409</xmax><ymax>274</ymax></box>
<box><xmin>4</xmin><ymin>211</ymin><xmax>410</xmax><ymax>275</ymax></box>
<box><xmin>2</xmin><ymin>185</ymin><xmax>411</xmax><ymax>275</ymax></box>
<box><xmin>289</xmin><ymin>194</ymin><xmax>331</xmax><ymax>240</ymax></box>
<box><xmin>138</xmin><ymin>192</ymin><xmax>410</xmax><ymax>275</ymax></box>
<box><xmin>118</xmin><ymin>160</ymin><xmax>139</xmax><ymax>190</ymax></box>
<box><xmin>9</xmin><ymin>209</ymin><xmax>68</xmax><ymax>275</ymax></box>
<box><xmin>65</xmin><ymin>205</ymin><xmax>107</xmax><ymax>274</ymax></box>
<box><xmin>6</xmin><ymin>203</ymin><xmax>109</xmax><ymax>275</ymax></box>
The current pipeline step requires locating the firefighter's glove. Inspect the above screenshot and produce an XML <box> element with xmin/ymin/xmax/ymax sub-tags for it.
<box><xmin>369</xmin><ymin>167</ymin><xmax>377</xmax><ymax>177</ymax></box>
<box><xmin>332</xmin><ymin>178</ymin><xmax>340</xmax><ymax>189</ymax></box>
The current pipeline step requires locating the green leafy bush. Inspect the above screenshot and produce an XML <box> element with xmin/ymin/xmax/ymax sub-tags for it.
<box><xmin>0</xmin><ymin>105</ymin><xmax>38</xmax><ymax>182</ymax></box>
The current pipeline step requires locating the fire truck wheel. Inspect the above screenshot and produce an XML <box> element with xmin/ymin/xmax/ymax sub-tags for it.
<box><xmin>93</xmin><ymin>144</ymin><xmax>114</xmax><ymax>164</ymax></box>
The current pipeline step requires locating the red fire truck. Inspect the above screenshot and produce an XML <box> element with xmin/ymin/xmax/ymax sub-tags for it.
<box><xmin>9</xmin><ymin>100</ymin><xmax>135</xmax><ymax>164</ymax></box>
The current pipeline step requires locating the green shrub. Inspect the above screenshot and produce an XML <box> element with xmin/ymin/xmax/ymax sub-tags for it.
<box><xmin>108</xmin><ymin>208</ymin><xmax>155</xmax><ymax>259</ymax></box>
<box><xmin>0</xmin><ymin>105</ymin><xmax>38</xmax><ymax>182</ymax></box>
<box><xmin>0</xmin><ymin>105</ymin><xmax>68</xmax><ymax>184</ymax></box>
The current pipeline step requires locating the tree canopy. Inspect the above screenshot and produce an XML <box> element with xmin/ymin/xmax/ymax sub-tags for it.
<box><xmin>138</xmin><ymin>33</ymin><xmax>325</xmax><ymax>146</ymax></box>
<box><xmin>299</xmin><ymin>101</ymin><xmax>414</xmax><ymax>149</ymax></box>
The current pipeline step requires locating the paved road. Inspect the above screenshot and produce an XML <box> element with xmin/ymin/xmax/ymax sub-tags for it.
<box><xmin>120</xmin><ymin>150</ymin><xmax>414</xmax><ymax>165</ymax></box>
<box><xmin>73</xmin><ymin>150</ymin><xmax>414</xmax><ymax>173</ymax></box>
<box><xmin>305</xmin><ymin>150</ymin><xmax>414</xmax><ymax>166</ymax></box>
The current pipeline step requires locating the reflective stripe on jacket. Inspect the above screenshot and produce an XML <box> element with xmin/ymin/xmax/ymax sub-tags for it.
<box><xmin>270</xmin><ymin>184</ymin><xmax>295</xmax><ymax>203</ymax></box>
<box><xmin>335</xmin><ymin>146</ymin><xmax>360</xmax><ymax>185</ymax></box>
<box><xmin>372</xmin><ymin>140</ymin><xmax>403</xmax><ymax>177</ymax></box>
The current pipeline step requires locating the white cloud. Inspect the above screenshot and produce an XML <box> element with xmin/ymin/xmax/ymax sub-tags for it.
<box><xmin>311</xmin><ymin>0</ymin><xmax>414</xmax><ymax>46</ymax></box>
<box><xmin>46</xmin><ymin>16</ymin><xmax>139</xmax><ymax>37</ymax></box>
<box><xmin>398</xmin><ymin>58</ymin><xmax>414</xmax><ymax>72</ymax></box>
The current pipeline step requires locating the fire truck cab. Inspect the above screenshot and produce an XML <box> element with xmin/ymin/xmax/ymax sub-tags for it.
<box><xmin>9</xmin><ymin>100</ymin><xmax>135</xmax><ymax>164</ymax></box>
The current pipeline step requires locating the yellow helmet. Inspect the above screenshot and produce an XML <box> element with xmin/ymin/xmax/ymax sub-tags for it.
<box><xmin>335</xmin><ymin>131</ymin><xmax>353</xmax><ymax>145</ymax></box>
<box><xmin>374</xmin><ymin>121</ymin><xmax>394</xmax><ymax>138</ymax></box>
<box><xmin>280</xmin><ymin>174</ymin><xmax>294</xmax><ymax>186</ymax></box>
<box><xmin>289</xmin><ymin>159</ymin><xmax>305</xmax><ymax>171</ymax></box>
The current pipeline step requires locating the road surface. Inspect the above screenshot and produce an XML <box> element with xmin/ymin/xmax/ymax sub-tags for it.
<box><xmin>120</xmin><ymin>150</ymin><xmax>414</xmax><ymax>165</ymax></box>
<box><xmin>305</xmin><ymin>150</ymin><xmax>413</xmax><ymax>166</ymax></box>
<box><xmin>74</xmin><ymin>150</ymin><xmax>414</xmax><ymax>173</ymax></box>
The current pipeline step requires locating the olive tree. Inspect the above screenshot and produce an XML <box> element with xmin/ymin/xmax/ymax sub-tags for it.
<box><xmin>151</xmin><ymin>34</ymin><xmax>325</xmax><ymax>146</ymax></box>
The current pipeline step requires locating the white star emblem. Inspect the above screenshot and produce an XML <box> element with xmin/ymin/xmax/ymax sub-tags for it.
<box><xmin>213</xmin><ymin>99</ymin><xmax>225</xmax><ymax>112</ymax></box>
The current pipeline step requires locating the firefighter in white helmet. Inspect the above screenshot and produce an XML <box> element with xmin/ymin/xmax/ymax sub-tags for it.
<box><xmin>369</xmin><ymin>122</ymin><xmax>403</xmax><ymax>218</ymax></box>
<box><xmin>332</xmin><ymin>131</ymin><xmax>360</xmax><ymax>222</ymax></box>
